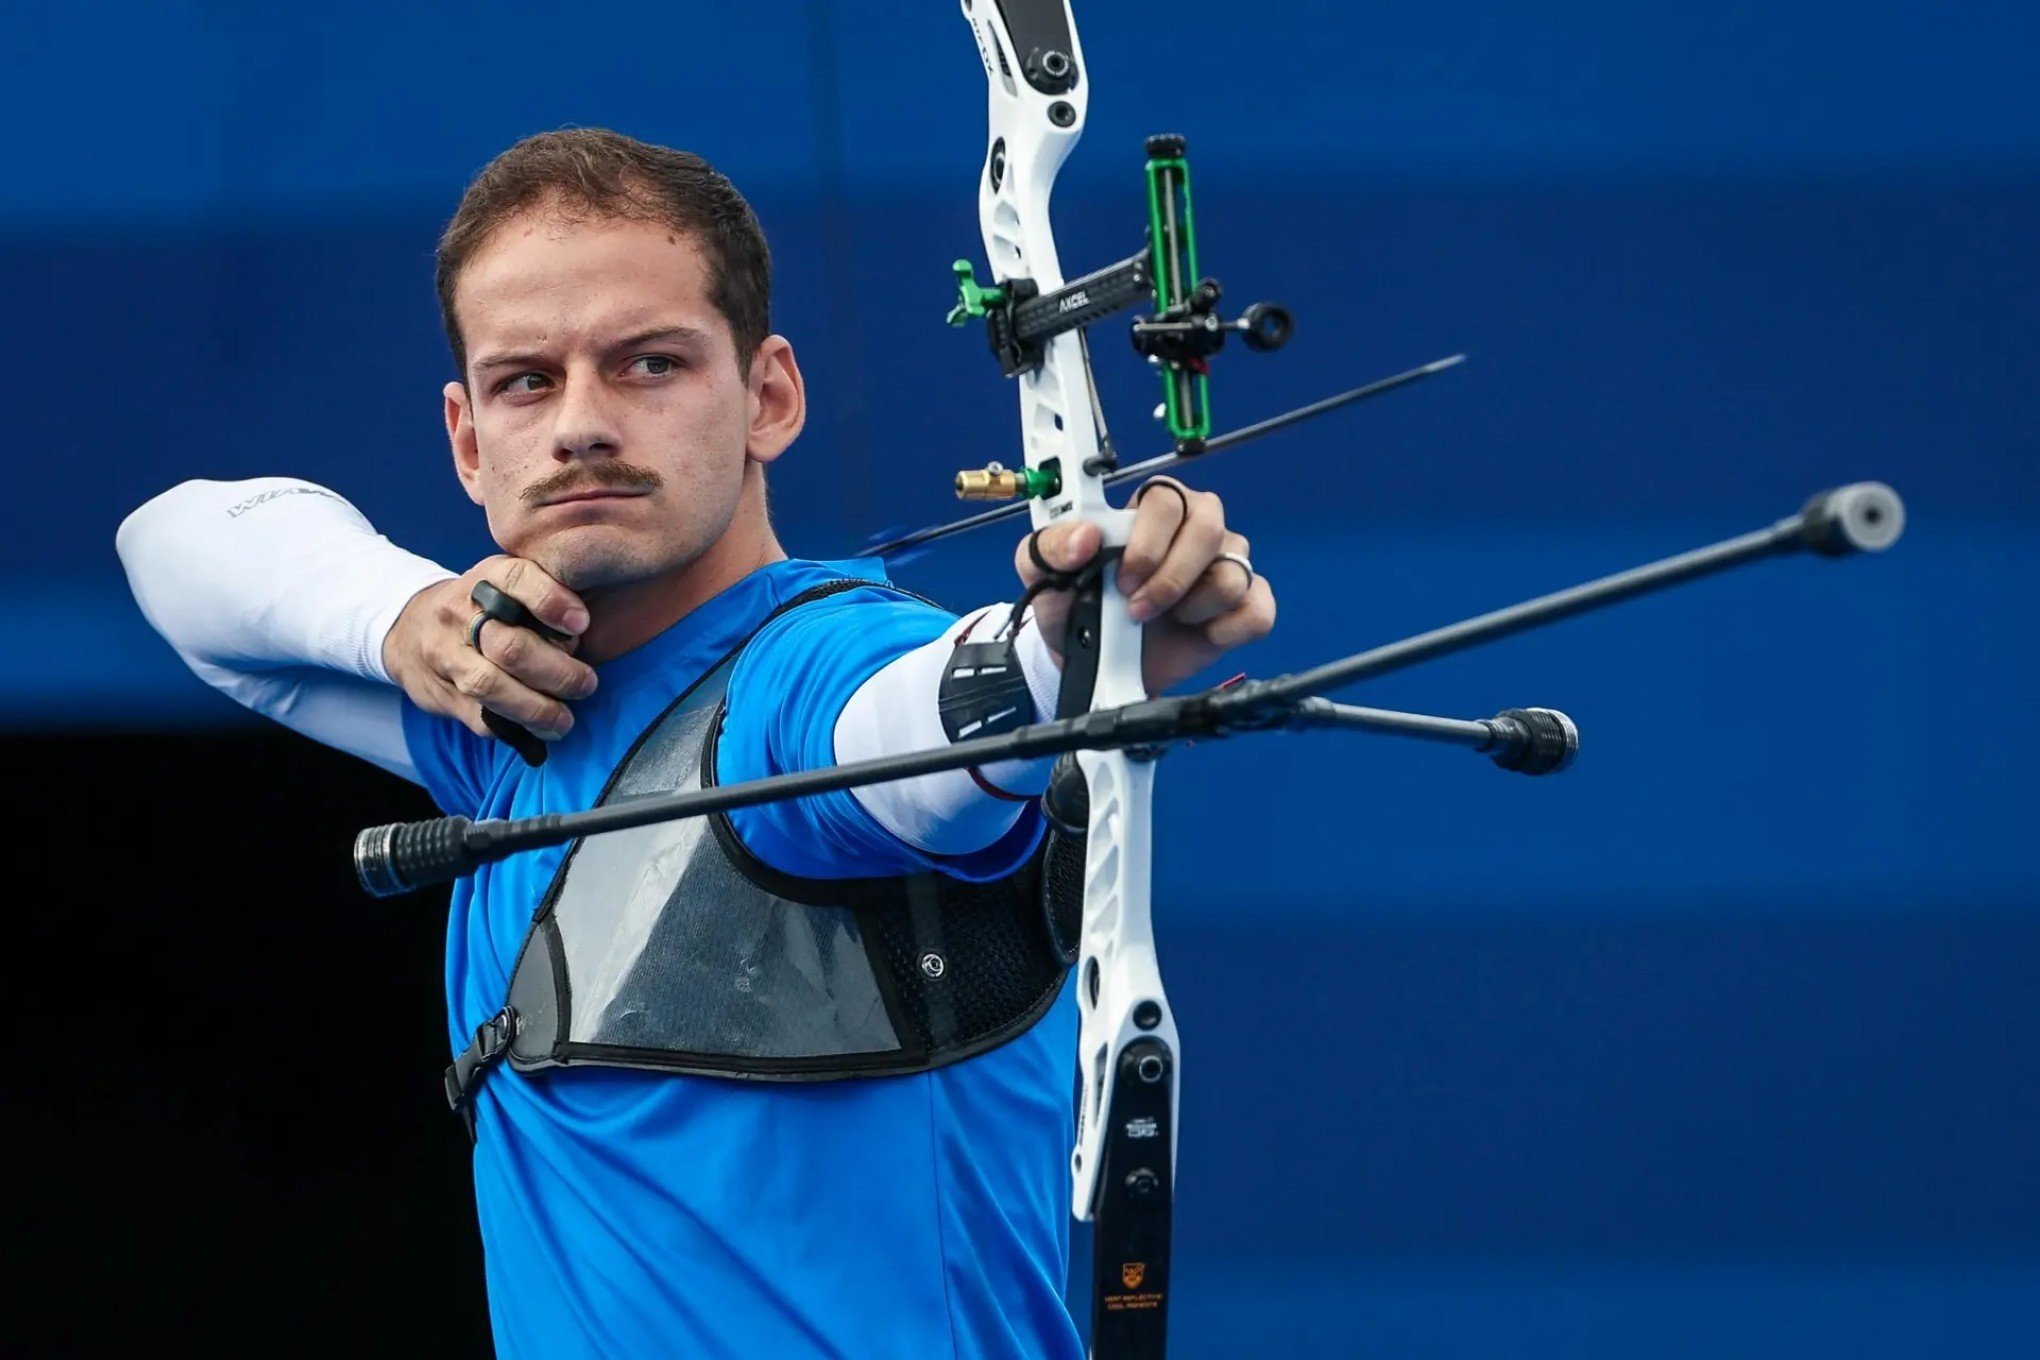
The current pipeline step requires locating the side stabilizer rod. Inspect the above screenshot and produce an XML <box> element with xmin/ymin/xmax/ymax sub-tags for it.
<box><xmin>353</xmin><ymin>695</ymin><xmax>1568</xmax><ymax>898</ymax></box>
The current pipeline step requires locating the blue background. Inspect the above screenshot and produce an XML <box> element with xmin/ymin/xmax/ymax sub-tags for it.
<box><xmin>14</xmin><ymin>2</ymin><xmax>2035</xmax><ymax>1354</ymax></box>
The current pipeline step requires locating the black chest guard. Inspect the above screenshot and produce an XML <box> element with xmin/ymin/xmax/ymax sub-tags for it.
<box><xmin>447</xmin><ymin>582</ymin><xmax>1084</xmax><ymax>1130</ymax></box>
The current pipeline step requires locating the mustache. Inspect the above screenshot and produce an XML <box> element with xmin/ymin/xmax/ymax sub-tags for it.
<box><xmin>521</xmin><ymin>463</ymin><xmax>665</xmax><ymax>506</ymax></box>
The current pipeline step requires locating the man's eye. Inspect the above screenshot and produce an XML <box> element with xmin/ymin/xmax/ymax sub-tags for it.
<box><xmin>498</xmin><ymin>372</ymin><xmax>551</xmax><ymax>395</ymax></box>
<box><xmin>632</xmin><ymin>354</ymin><xmax>680</xmax><ymax>377</ymax></box>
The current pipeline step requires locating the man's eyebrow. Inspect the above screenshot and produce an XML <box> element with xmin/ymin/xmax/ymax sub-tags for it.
<box><xmin>471</xmin><ymin>326</ymin><xmax>714</xmax><ymax>373</ymax></box>
<box><xmin>470</xmin><ymin>348</ymin><xmax>550</xmax><ymax>374</ymax></box>
<box><xmin>609</xmin><ymin>324</ymin><xmax>715</xmax><ymax>352</ymax></box>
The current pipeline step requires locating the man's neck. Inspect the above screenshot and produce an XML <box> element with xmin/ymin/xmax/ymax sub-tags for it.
<box><xmin>574</xmin><ymin>515</ymin><xmax>788</xmax><ymax>666</ymax></box>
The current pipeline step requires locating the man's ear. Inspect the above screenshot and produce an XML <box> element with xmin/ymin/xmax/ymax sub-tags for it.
<box><xmin>745</xmin><ymin>335</ymin><xmax>806</xmax><ymax>467</ymax></box>
<box><xmin>444</xmin><ymin>381</ymin><xmax>487</xmax><ymax>506</ymax></box>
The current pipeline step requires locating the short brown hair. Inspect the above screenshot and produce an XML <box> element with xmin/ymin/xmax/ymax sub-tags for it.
<box><xmin>435</xmin><ymin>128</ymin><xmax>771</xmax><ymax>380</ymax></box>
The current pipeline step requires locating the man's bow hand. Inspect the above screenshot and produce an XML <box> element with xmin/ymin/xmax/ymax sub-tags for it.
<box><xmin>1016</xmin><ymin>477</ymin><xmax>1276</xmax><ymax>695</ymax></box>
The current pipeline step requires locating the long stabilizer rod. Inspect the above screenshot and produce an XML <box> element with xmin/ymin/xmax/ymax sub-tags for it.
<box><xmin>1226</xmin><ymin>481</ymin><xmax>1903</xmax><ymax>712</ymax></box>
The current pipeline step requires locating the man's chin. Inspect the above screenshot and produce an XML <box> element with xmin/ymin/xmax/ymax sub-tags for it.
<box><xmin>525</xmin><ymin>526</ymin><xmax>691</xmax><ymax>594</ymax></box>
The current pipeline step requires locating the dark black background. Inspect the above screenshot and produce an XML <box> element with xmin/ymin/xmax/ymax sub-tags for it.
<box><xmin>17</xmin><ymin>732</ymin><xmax>491</xmax><ymax>1355</ymax></box>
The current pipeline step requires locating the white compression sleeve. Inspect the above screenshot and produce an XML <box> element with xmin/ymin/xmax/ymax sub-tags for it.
<box><xmin>833</xmin><ymin>607</ymin><xmax>1064</xmax><ymax>856</ymax></box>
<box><xmin>116</xmin><ymin>478</ymin><xmax>456</xmax><ymax>782</ymax></box>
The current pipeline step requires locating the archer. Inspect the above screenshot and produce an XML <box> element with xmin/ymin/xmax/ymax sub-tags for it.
<box><xmin>117</xmin><ymin>127</ymin><xmax>1272</xmax><ymax>1359</ymax></box>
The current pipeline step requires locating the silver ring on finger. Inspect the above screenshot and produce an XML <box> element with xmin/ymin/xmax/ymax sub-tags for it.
<box><xmin>464</xmin><ymin>609</ymin><xmax>492</xmax><ymax>651</ymax></box>
<box><xmin>1216</xmin><ymin>550</ymin><xmax>1256</xmax><ymax>587</ymax></box>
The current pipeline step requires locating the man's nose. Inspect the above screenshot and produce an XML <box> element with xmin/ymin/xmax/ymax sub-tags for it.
<box><xmin>550</xmin><ymin>368</ymin><xmax>622</xmax><ymax>460</ymax></box>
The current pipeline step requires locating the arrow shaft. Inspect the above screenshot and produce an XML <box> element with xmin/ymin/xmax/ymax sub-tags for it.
<box><xmin>860</xmin><ymin>354</ymin><xmax>1463</xmax><ymax>559</ymax></box>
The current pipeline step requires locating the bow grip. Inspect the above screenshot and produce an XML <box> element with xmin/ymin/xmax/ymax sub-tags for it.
<box><xmin>1053</xmin><ymin>553</ymin><xmax>1115</xmax><ymax>719</ymax></box>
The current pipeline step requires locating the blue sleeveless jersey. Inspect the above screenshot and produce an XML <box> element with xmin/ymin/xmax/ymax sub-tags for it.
<box><xmin>402</xmin><ymin>557</ymin><xmax>1080</xmax><ymax>1359</ymax></box>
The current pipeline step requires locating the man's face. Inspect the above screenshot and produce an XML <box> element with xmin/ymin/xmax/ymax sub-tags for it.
<box><xmin>443</xmin><ymin>209</ymin><xmax>788</xmax><ymax>591</ymax></box>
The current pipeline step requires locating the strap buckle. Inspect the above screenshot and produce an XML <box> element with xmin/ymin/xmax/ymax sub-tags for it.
<box><xmin>444</xmin><ymin>1007</ymin><xmax>517</xmax><ymax>1119</ymax></box>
